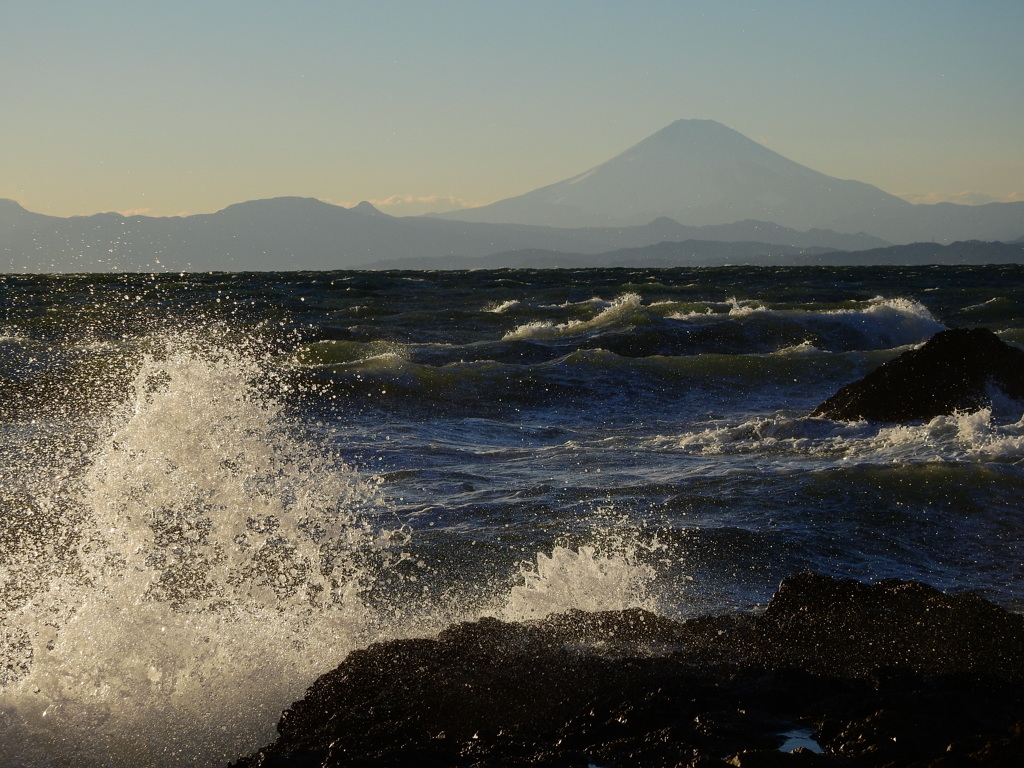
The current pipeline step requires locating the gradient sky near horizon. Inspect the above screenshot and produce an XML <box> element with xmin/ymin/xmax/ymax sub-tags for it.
<box><xmin>3</xmin><ymin>0</ymin><xmax>1022</xmax><ymax>218</ymax></box>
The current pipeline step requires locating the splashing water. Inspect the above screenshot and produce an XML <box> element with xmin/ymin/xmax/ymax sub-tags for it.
<box><xmin>0</xmin><ymin>334</ymin><xmax>669</xmax><ymax>766</ymax></box>
<box><xmin>501</xmin><ymin>543</ymin><xmax>655</xmax><ymax>622</ymax></box>
<box><xmin>0</xmin><ymin>336</ymin><xmax>388</xmax><ymax>767</ymax></box>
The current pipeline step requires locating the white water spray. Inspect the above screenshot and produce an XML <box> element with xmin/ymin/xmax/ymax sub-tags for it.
<box><xmin>501</xmin><ymin>541</ymin><xmax>655</xmax><ymax>622</ymax></box>
<box><xmin>0</xmin><ymin>337</ymin><xmax>386</xmax><ymax>767</ymax></box>
<box><xmin>0</xmin><ymin>335</ymin><xmax>670</xmax><ymax>766</ymax></box>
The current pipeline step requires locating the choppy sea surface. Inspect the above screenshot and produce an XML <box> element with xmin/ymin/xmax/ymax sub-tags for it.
<box><xmin>2</xmin><ymin>264</ymin><xmax>1024</xmax><ymax>766</ymax></box>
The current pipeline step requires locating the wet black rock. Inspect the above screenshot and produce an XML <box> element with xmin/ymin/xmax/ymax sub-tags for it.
<box><xmin>232</xmin><ymin>574</ymin><xmax>1024</xmax><ymax>767</ymax></box>
<box><xmin>812</xmin><ymin>327</ymin><xmax>1024</xmax><ymax>422</ymax></box>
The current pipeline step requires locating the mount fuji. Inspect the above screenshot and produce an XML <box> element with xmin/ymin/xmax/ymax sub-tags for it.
<box><xmin>434</xmin><ymin>120</ymin><xmax>1023</xmax><ymax>244</ymax></box>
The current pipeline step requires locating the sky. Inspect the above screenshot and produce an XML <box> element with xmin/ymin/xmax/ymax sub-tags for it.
<box><xmin>2</xmin><ymin>0</ymin><xmax>1022</xmax><ymax>218</ymax></box>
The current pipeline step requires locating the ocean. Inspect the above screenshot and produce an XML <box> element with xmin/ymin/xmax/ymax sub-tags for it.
<box><xmin>1</xmin><ymin>264</ymin><xmax>1023</xmax><ymax>766</ymax></box>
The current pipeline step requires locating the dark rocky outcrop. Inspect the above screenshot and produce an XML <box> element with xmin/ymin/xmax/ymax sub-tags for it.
<box><xmin>232</xmin><ymin>574</ymin><xmax>1024</xmax><ymax>767</ymax></box>
<box><xmin>812</xmin><ymin>327</ymin><xmax>1024</xmax><ymax>422</ymax></box>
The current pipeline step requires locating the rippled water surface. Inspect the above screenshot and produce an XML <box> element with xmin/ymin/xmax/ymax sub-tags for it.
<box><xmin>2</xmin><ymin>265</ymin><xmax>1023</xmax><ymax>765</ymax></box>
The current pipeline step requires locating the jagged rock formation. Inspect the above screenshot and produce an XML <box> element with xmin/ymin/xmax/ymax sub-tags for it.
<box><xmin>232</xmin><ymin>573</ymin><xmax>1024</xmax><ymax>767</ymax></box>
<box><xmin>812</xmin><ymin>327</ymin><xmax>1024</xmax><ymax>422</ymax></box>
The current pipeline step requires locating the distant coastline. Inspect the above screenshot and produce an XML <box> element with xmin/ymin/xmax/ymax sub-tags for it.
<box><xmin>2</xmin><ymin>195</ymin><xmax>1022</xmax><ymax>273</ymax></box>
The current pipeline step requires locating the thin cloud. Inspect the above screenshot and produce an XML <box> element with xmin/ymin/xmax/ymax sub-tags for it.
<box><xmin>115</xmin><ymin>208</ymin><xmax>193</xmax><ymax>218</ymax></box>
<box><xmin>341</xmin><ymin>194</ymin><xmax>480</xmax><ymax>216</ymax></box>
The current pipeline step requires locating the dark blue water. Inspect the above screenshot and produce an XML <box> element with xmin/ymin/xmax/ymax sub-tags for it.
<box><xmin>2</xmin><ymin>265</ymin><xmax>1023</xmax><ymax>765</ymax></box>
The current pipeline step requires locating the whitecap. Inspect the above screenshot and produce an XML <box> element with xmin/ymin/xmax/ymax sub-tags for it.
<box><xmin>503</xmin><ymin>293</ymin><xmax>645</xmax><ymax>341</ymax></box>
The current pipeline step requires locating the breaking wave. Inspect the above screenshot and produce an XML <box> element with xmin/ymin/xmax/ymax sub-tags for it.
<box><xmin>0</xmin><ymin>336</ymin><xmax>391</xmax><ymax>766</ymax></box>
<box><xmin>0</xmin><ymin>333</ymin><xmax>664</xmax><ymax>767</ymax></box>
<box><xmin>503</xmin><ymin>293</ymin><xmax>647</xmax><ymax>340</ymax></box>
<box><xmin>669</xmin><ymin>401</ymin><xmax>1024</xmax><ymax>464</ymax></box>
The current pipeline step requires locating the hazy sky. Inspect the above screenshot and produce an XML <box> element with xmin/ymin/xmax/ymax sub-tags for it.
<box><xmin>3</xmin><ymin>0</ymin><xmax>1022</xmax><ymax>218</ymax></box>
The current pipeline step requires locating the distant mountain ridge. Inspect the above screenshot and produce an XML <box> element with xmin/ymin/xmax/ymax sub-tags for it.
<box><xmin>0</xmin><ymin>197</ymin><xmax>885</xmax><ymax>273</ymax></box>
<box><xmin>2</xmin><ymin>119</ymin><xmax>1022</xmax><ymax>271</ymax></box>
<box><xmin>368</xmin><ymin>239</ymin><xmax>1024</xmax><ymax>271</ymax></box>
<box><xmin>434</xmin><ymin>119</ymin><xmax>1024</xmax><ymax>244</ymax></box>
<box><xmin>366</xmin><ymin>240</ymin><xmax>832</xmax><ymax>270</ymax></box>
<box><xmin>807</xmin><ymin>239</ymin><xmax>1024</xmax><ymax>267</ymax></box>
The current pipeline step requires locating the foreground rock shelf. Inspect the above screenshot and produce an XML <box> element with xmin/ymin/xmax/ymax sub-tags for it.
<box><xmin>233</xmin><ymin>573</ymin><xmax>1024</xmax><ymax>767</ymax></box>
